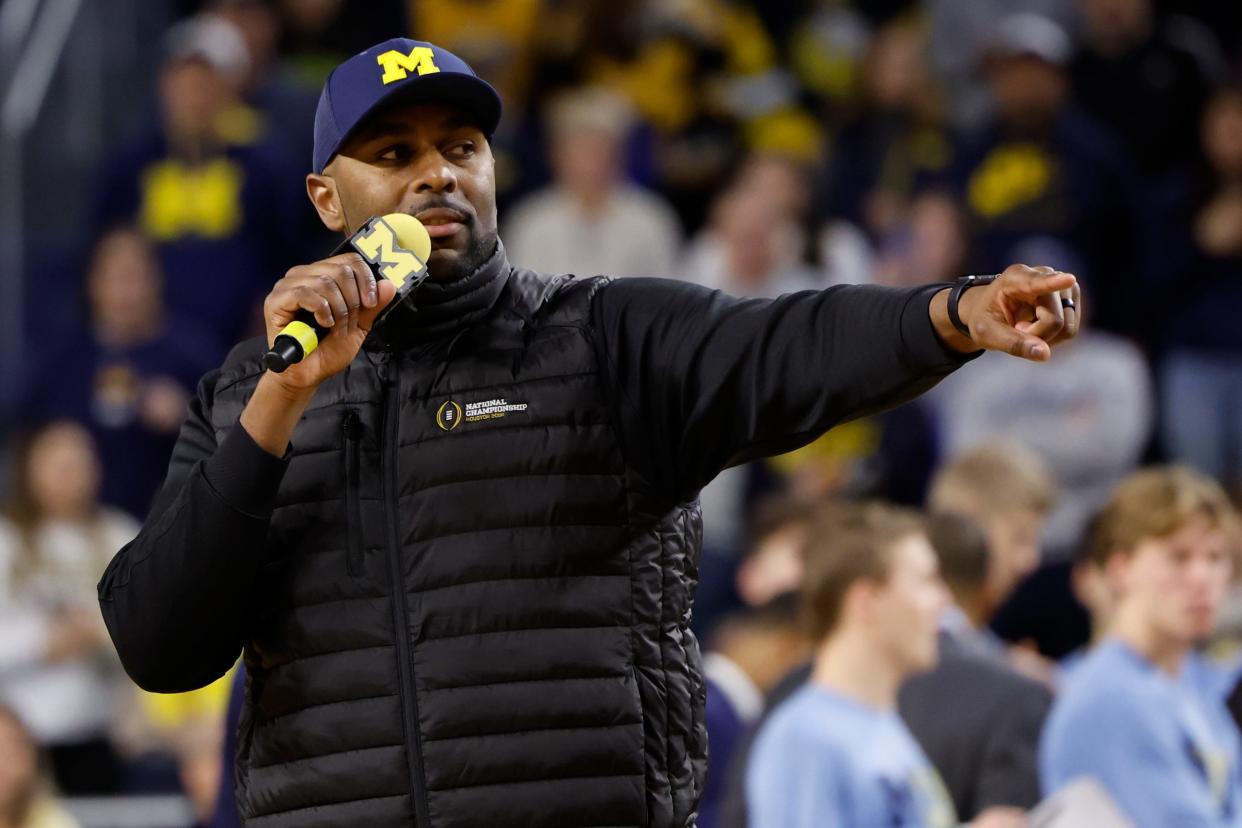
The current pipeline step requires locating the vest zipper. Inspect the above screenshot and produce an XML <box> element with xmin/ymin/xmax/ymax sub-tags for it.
<box><xmin>381</xmin><ymin>362</ymin><xmax>431</xmax><ymax>826</ymax></box>
<box><xmin>343</xmin><ymin>410</ymin><xmax>364</xmax><ymax>577</ymax></box>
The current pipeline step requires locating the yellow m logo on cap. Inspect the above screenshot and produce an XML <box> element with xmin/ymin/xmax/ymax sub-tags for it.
<box><xmin>354</xmin><ymin>218</ymin><xmax>423</xmax><ymax>289</ymax></box>
<box><xmin>376</xmin><ymin>46</ymin><xmax>440</xmax><ymax>85</ymax></box>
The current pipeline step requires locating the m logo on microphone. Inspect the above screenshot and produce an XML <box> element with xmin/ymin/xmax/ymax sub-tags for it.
<box><xmin>376</xmin><ymin>46</ymin><xmax>441</xmax><ymax>85</ymax></box>
<box><xmin>354</xmin><ymin>216</ymin><xmax>424</xmax><ymax>289</ymax></box>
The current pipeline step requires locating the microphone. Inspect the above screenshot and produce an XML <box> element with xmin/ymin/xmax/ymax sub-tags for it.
<box><xmin>264</xmin><ymin>213</ymin><xmax>433</xmax><ymax>373</ymax></box>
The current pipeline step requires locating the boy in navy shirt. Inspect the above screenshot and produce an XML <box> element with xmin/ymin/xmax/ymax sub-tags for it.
<box><xmin>1041</xmin><ymin>467</ymin><xmax>1242</xmax><ymax>827</ymax></box>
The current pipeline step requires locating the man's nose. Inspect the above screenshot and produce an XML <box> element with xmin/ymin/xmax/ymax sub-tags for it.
<box><xmin>412</xmin><ymin>152</ymin><xmax>457</xmax><ymax>194</ymax></box>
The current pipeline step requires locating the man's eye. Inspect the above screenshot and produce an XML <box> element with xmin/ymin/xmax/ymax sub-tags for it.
<box><xmin>447</xmin><ymin>142</ymin><xmax>476</xmax><ymax>160</ymax></box>
<box><xmin>378</xmin><ymin>145</ymin><xmax>409</xmax><ymax>162</ymax></box>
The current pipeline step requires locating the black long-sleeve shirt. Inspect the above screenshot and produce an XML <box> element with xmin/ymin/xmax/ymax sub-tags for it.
<box><xmin>99</xmin><ymin>277</ymin><xmax>971</xmax><ymax>693</ymax></box>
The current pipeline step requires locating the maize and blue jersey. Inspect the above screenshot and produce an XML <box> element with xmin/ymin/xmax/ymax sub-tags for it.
<box><xmin>747</xmin><ymin>683</ymin><xmax>957</xmax><ymax>827</ymax></box>
<box><xmin>1041</xmin><ymin>638</ymin><xmax>1242</xmax><ymax>827</ymax></box>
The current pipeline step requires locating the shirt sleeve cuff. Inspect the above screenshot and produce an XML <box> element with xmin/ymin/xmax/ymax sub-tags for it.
<box><xmin>900</xmin><ymin>284</ymin><xmax>983</xmax><ymax>373</ymax></box>
<box><xmin>201</xmin><ymin>423</ymin><xmax>292</xmax><ymax>519</ymax></box>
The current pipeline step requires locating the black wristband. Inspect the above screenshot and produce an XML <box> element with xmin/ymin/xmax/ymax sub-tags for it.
<box><xmin>947</xmin><ymin>273</ymin><xmax>999</xmax><ymax>339</ymax></box>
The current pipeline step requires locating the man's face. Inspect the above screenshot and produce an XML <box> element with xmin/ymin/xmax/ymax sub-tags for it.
<box><xmin>312</xmin><ymin>102</ymin><xmax>499</xmax><ymax>281</ymax></box>
<box><xmin>89</xmin><ymin>229</ymin><xmax>162</xmax><ymax>334</ymax></box>
<box><xmin>736</xmin><ymin>521</ymin><xmax>807</xmax><ymax>608</ymax></box>
<box><xmin>871</xmin><ymin>533</ymin><xmax>949</xmax><ymax>675</ymax></box>
<box><xmin>989</xmin><ymin>57</ymin><xmax>1068</xmax><ymax>132</ymax></box>
<box><xmin>160</xmin><ymin>58</ymin><xmax>232</xmax><ymax>140</ymax></box>
<box><xmin>984</xmin><ymin>508</ymin><xmax>1044</xmax><ymax>608</ymax></box>
<box><xmin>1113</xmin><ymin>516</ymin><xmax>1232</xmax><ymax>647</ymax></box>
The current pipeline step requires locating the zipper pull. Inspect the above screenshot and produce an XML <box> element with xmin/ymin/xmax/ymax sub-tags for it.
<box><xmin>343</xmin><ymin>409</ymin><xmax>362</xmax><ymax>440</ymax></box>
<box><xmin>373</xmin><ymin>349</ymin><xmax>393</xmax><ymax>384</ymax></box>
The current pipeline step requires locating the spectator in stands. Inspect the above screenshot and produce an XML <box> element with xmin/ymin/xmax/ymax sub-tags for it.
<box><xmin>110</xmin><ymin>667</ymin><xmax>234</xmax><ymax>799</ymax></box>
<box><xmin>696</xmin><ymin>491</ymin><xmax>814</xmax><ymax>642</ymax></box>
<box><xmin>927</xmin><ymin>442</ymin><xmax>1055</xmax><ymax>630</ymax></box>
<box><xmin>209</xmin><ymin>1</ymin><xmax>319</xmax><ymax>166</ymax></box>
<box><xmin>952</xmin><ymin>13</ymin><xmax>1136</xmax><ymax>335</ymax></box>
<box><xmin>277</xmin><ymin>0</ymin><xmax>405</xmax><ymax>80</ymax></box>
<box><xmin>0</xmin><ymin>705</ymin><xmax>78</xmax><ymax>828</ymax></box>
<box><xmin>1161</xmin><ymin>86</ymin><xmax>1242</xmax><ymax>492</ymax></box>
<box><xmin>24</xmin><ymin>226</ymin><xmax>221</xmax><ymax>520</ymax></box>
<box><xmin>746</xmin><ymin>502</ymin><xmax>958</xmax><ymax>827</ymax></box>
<box><xmin>734</xmin><ymin>499</ymin><xmax>812</xmax><ymax>610</ymax></box>
<box><xmin>682</xmin><ymin>150</ymin><xmax>823</xmax><ymax>291</ymax></box>
<box><xmin>699</xmin><ymin>594</ymin><xmax>809</xmax><ymax>828</ymax></box>
<box><xmin>926</xmin><ymin>0</ymin><xmax>1080</xmax><ymax>132</ymax></box>
<box><xmin>872</xmin><ymin>191</ymin><xmax>971</xmax><ymax>288</ymax></box>
<box><xmin>504</xmin><ymin>86</ymin><xmax>681</xmax><ymax>278</ymax></box>
<box><xmin>812</xmin><ymin>15</ymin><xmax>953</xmax><ymax>243</ymax></box>
<box><xmin>0</xmin><ymin>422</ymin><xmax>137</xmax><ymax>796</ymax></box>
<box><xmin>173</xmin><ymin>715</ymin><xmax>224</xmax><ymax>828</ymax></box>
<box><xmin>1072</xmin><ymin>0</ymin><xmax>1216</xmax><ymax>177</ymax></box>
<box><xmin>1041</xmin><ymin>467</ymin><xmax>1242</xmax><ymax>827</ymax></box>
<box><xmin>681</xmin><ymin>183</ymin><xmax>819</xmax><ymax>297</ymax></box>
<box><xmin>1062</xmin><ymin>521</ymin><xmax>1117</xmax><ymax>675</ymax></box>
<box><xmin>92</xmin><ymin>14</ymin><xmax>304</xmax><ymax>346</ymax></box>
<box><xmin>899</xmin><ymin>512</ymin><xmax>1052</xmax><ymax>822</ymax></box>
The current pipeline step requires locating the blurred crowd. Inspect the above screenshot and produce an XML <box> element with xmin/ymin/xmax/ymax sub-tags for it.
<box><xmin>3</xmin><ymin>0</ymin><xmax>1242</xmax><ymax>825</ymax></box>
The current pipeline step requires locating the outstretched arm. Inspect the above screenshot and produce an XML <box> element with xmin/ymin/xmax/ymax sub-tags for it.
<box><xmin>592</xmin><ymin>265</ymin><xmax>1078</xmax><ymax>502</ymax></box>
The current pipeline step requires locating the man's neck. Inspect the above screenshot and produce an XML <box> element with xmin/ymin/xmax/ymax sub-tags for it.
<box><xmin>1111</xmin><ymin>604</ymin><xmax>1189</xmax><ymax>676</ymax></box>
<box><xmin>810</xmin><ymin>629</ymin><xmax>904</xmax><ymax>710</ymax></box>
<box><xmin>95</xmin><ymin>314</ymin><xmax>162</xmax><ymax>349</ymax></box>
<box><xmin>566</xmin><ymin>184</ymin><xmax>611</xmax><ymax>217</ymax></box>
<box><xmin>948</xmin><ymin>585</ymin><xmax>987</xmax><ymax>629</ymax></box>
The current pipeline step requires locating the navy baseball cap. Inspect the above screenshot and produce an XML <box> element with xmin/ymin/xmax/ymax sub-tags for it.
<box><xmin>312</xmin><ymin>38</ymin><xmax>502</xmax><ymax>173</ymax></box>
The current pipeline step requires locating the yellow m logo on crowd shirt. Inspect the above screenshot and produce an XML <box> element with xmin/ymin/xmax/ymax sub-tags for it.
<box><xmin>354</xmin><ymin>217</ymin><xmax>423</xmax><ymax>288</ymax></box>
<box><xmin>376</xmin><ymin>47</ymin><xmax>440</xmax><ymax>85</ymax></box>
<box><xmin>967</xmin><ymin>143</ymin><xmax>1055</xmax><ymax>220</ymax></box>
<box><xmin>140</xmin><ymin>157</ymin><xmax>243</xmax><ymax>240</ymax></box>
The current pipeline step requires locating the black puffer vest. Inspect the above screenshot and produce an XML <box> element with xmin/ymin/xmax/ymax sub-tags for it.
<box><xmin>206</xmin><ymin>247</ymin><xmax>706</xmax><ymax>827</ymax></box>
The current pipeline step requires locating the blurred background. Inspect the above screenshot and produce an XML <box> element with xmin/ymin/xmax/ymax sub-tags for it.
<box><xmin>1</xmin><ymin>0</ymin><xmax>1241</xmax><ymax>825</ymax></box>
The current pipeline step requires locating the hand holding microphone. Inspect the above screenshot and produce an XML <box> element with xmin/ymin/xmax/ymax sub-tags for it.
<box><xmin>261</xmin><ymin>213</ymin><xmax>432</xmax><ymax>388</ymax></box>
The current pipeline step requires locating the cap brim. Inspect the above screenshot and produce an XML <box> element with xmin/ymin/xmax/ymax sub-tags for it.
<box><xmin>324</xmin><ymin>73</ymin><xmax>501</xmax><ymax>171</ymax></box>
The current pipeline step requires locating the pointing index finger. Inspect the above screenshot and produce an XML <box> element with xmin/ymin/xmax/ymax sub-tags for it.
<box><xmin>1012</xmin><ymin>268</ymin><xmax>1077</xmax><ymax>299</ymax></box>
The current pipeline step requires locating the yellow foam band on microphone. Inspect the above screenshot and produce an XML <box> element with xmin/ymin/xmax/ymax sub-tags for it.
<box><xmin>281</xmin><ymin>320</ymin><xmax>320</xmax><ymax>357</ymax></box>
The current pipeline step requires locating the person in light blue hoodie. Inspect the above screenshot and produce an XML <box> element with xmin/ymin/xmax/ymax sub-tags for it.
<box><xmin>746</xmin><ymin>502</ymin><xmax>959</xmax><ymax>828</ymax></box>
<box><xmin>1041</xmin><ymin>466</ymin><xmax>1242</xmax><ymax>827</ymax></box>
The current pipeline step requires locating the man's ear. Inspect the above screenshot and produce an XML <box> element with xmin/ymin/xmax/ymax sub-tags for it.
<box><xmin>1102</xmin><ymin>549</ymin><xmax>1132</xmax><ymax>594</ymax></box>
<box><xmin>843</xmin><ymin>580</ymin><xmax>877</xmax><ymax>626</ymax></box>
<box><xmin>306</xmin><ymin>172</ymin><xmax>346</xmax><ymax>234</ymax></box>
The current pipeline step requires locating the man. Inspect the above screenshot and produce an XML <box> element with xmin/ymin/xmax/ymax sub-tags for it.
<box><xmin>93</xmin><ymin>14</ymin><xmax>305</xmax><ymax>347</ymax></box>
<box><xmin>504</xmin><ymin>86</ymin><xmax>681</xmax><ymax>278</ymax></box>
<box><xmin>98</xmin><ymin>39</ymin><xmax>1080</xmax><ymax>827</ymax></box>
<box><xmin>746</xmin><ymin>502</ymin><xmax>957</xmax><ymax>827</ymax></box>
<box><xmin>927</xmin><ymin>441</ymin><xmax>1056</xmax><ymax>630</ymax></box>
<box><xmin>24</xmin><ymin>225</ymin><xmax>222</xmax><ymax>520</ymax></box>
<box><xmin>899</xmin><ymin>511</ymin><xmax>1052</xmax><ymax>821</ymax></box>
<box><xmin>699</xmin><ymin>593</ymin><xmax>809</xmax><ymax>828</ymax></box>
<box><xmin>1041</xmin><ymin>467</ymin><xmax>1242</xmax><ymax>827</ymax></box>
<box><xmin>951</xmin><ymin>13</ymin><xmax>1135</xmax><ymax>336</ymax></box>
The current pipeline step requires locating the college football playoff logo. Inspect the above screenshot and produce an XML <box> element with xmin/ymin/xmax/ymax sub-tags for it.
<box><xmin>435</xmin><ymin>400</ymin><xmax>462</xmax><ymax>431</ymax></box>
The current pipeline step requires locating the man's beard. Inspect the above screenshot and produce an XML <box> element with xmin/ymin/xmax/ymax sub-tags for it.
<box><xmin>427</xmin><ymin>229</ymin><xmax>498</xmax><ymax>282</ymax></box>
